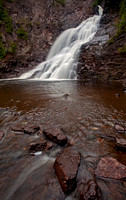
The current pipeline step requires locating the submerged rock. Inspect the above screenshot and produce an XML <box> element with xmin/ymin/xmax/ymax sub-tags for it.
<box><xmin>29</xmin><ymin>141</ymin><xmax>53</xmax><ymax>154</ymax></box>
<box><xmin>11</xmin><ymin>122</ymin><xmax>40</xmax><ymax>135</ymax></box>
<box><xmin>115</xmin><ymin>93</ymin><xmax>120</xmax><ymax>97</ymax></box>
<box><xmin>95</xmin><ymin>157</ymin><xmax>126</xmax><ymax>179</ymax></box>
<box><xmin>43</xmin><ymin>128</ymin><xmax>68</xmax><ymax>146</ymax></box>
<box><xmin>97</xmin><ymin>177</ymin><xmax>126</xmax><ymax>200</ymax></box>
<box><xmin>11</xmin><ymin>122</ymin><xmax>24</xmax><ymax>132</ymax></box>
<box><xmin>0</xmin><ymin>131</ymin><xmax>5</xmax><ymax>141</ymax></box>
<box><xmin>68</xmin><ymin>137</ymin><xmax>79</xmax><ymax>146</ymax></box>
<box><xmin>114</xmin><ymin>123</ymin><xmax>125</xmax><ymax>133</ymax></box>
<box><xmin>116</xmin><ymin>137</ymin><xmax>126</xmax><ymax>151</ymax></box>
<box><xmin>23</xmin><ymin>125</ymin><xmax>40</xmax><ymax>135</ymax></box>
<box><xmin>63</xmin><ymin>94</ymin><xmax>69</xmax><ymax>99</ymax></box>
<box><xmin>123</xmin><ymin>87</ymin><xmax>126</xmax><ymax>92</ymax></box>
<box><xmin>54</xmin><ymin>147</ymin><xmax>81</xmax><ymax>194</ymax></box>
<box><xmin>75</xmin><ymin>163</ymin><xmax>98</xmax><ymax>200</ymax></box>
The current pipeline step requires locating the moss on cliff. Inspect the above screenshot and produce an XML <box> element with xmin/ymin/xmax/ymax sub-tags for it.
<box><xmin>0</xmin><ymin>0</ymin><xmax>13</xmax><ymax>33</ymax></box>
<box><xmin>0</xmin><ymin>34</ymin><xmax>6</xmax><ymax>60</ymax></box>
<box><xmin>0</xmin><ymin>0</ymin><xmax>30</xmax><ymax>60</ymax></box>
<box><xmin>53</xmin><ymin>0</ymin><xmax>65</xmax><ymax>6</ymax></box>
<box><xmin>93</xmin><ymin>0</ymin><xmax>121</xmax><ymax>10</ymax></box>
<box><xmin>108</xmin><ymin>0</ymin><xmax>126</xmax><ymax>47</ymax></box>
<box><xmin>118</xmin><ymin>0</ymin><xmax>126</xmax><ymax>33</ymax></box>
<box><xmin>93</xmin><ymin>0</ymin><xmax>103</xmax><ymax>7</ymax></box>
<box><xmin>17</xmin><ymin>27</ymin><xmax>29</xmax><ymax>40</ymax></box>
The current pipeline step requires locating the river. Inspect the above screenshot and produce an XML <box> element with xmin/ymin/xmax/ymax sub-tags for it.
<box><xmin>0</xmin><ymin>80</ymin><xmax>126</xmax><ymax>199</ymax></box>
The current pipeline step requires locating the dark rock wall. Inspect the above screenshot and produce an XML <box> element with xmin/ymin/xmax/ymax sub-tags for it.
<box><xmin>77</xmin><ymin>1</ymin><xmax>126</xmax><ymax>82</ymax></box>
<box><xmin>104</xmin><ymin>0</ymin><xmax>121</xmax><ymax>11</ymax></box>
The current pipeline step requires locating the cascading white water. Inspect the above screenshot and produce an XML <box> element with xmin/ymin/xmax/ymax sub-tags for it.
<box><xmin>19</xmin><ymin>6</ymin><xmax>103</xmax><ymax>80</ymax></box>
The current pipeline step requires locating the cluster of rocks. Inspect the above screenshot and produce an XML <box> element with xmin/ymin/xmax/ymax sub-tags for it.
<box><xmin>9</xmin><ymin>122</ymin><xmax>96</xmax><ymax>197</ymax></box>
<box><xmin>9</xmin><ymin>119</ymin><xmax>126</xmax><ymax>199</ymax></box>
<box><xmin>114</xmin><ymin>123</ymin><xmax>126</xmax><ymax>151</ymax></box>
<box><xmin>11</xmin><ymin>122</ymin><xmax>40</xmax><ymax>135</ymax></box>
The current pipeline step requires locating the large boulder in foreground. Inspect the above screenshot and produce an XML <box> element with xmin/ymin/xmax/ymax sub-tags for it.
<box><xmin>95</xmin><ymin>157</ymin><xmax>126</xmax><ymax>179</ymax></box>
<box><xmin>54</xmin><ymin>147</ymin><xmax>81</xmax><ymax>194</ymax></box>
<box><xmin>43</xmin><ymin>128</ymin><xmax>68</xmax><ymax>146</ymax></box>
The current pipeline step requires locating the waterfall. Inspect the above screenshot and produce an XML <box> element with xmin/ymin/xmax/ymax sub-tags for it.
<box><xmin>19</xmin><ymin>6</ymin><xmax>103</xmax><ymax>80</ymax></box>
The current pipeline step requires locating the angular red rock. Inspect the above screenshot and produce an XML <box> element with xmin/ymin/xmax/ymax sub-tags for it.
<box><xmin>43</xmin><ymin>128</ymin><xmax>67</xmax><ymax>146</ymax></box>
<box><xmin>54</xmin><ymin>147</ymin><xmax>80</xmax><ymax>194</ymax></box>
<box><xmin>95</xmin><ymin>157</ymin><xmax>126</xmax><ymax>179</ymax></box>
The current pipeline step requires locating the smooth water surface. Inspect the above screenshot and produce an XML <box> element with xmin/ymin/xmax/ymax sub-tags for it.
<box><xmin>0</xmin><ymin>80</ymin><xmax>126</xmax><ymax>200</ymax></box>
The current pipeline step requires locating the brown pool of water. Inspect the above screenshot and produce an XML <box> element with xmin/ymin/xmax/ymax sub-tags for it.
<box><xmin>0</xmin><ymin>80</ymin><xmax>126</xmax><ymax>200</ymax></box>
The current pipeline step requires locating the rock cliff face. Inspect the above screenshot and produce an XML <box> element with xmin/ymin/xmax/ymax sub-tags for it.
<box><xmin>0</xmin><ymin>0</ymin><xmax>94</xmax><ymax>78</ymax></box>
<box><xmin>77</xmin><ymin>0</ymin><xmax>126</xmax><ymax>82</ymax></box>
<box><xmin>77</xmin><ymin>14</ymin><xmax>126</xmax><ymax>82</ymax></box>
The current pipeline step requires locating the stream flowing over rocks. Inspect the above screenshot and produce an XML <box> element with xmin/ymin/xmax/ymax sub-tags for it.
<box><xmin>0</xmin><ymin>80</ymin><xmax>126</xmax><ymax>199</ymax></box>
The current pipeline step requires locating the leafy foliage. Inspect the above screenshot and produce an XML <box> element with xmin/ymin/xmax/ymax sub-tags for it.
<box><xmin>108</xmin><ymin>0</ymin><xmax>126</xmax><ymax>44</ymax></box>
<box><xmin>0</xmin><ymin>33</ymin><xmax>6</xmax><ymax>60</ymax></box>
<box><xmin>118</xmin><ymin>0</ymin><xmax>126</xmax><ymax>33</ymax></box>
<box><xmin>17</xmin><ymin>27</ymin><xmax>28</xmax><ymax>40</ymax></box>
<box><xmin>7</xmin><ymin>41</ymin><xmax>17</xmax><ymax>54</ymax></box>
<box><xmin>93</xmin><ymin>0</ymin><xmax>103</xmax><ymax>7</ymax></box>
<box><xmin>53</xmin><ymin>0</ymin><xmax>65</xmax><ymax>6</ymax></box>
<box><xmin>0</xmin><ymin>0</ymin><xmax>13</xmax><ymax>33</ymax></box>
<box><xmin>0</xmin><ymin>32</ymin><xmax>17</xmax><ymax>60</ymax></box>
<box><xmin>118</xmin><ymin>45</ymin><xmax>126</xmax><ymax>53</ymax></box>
